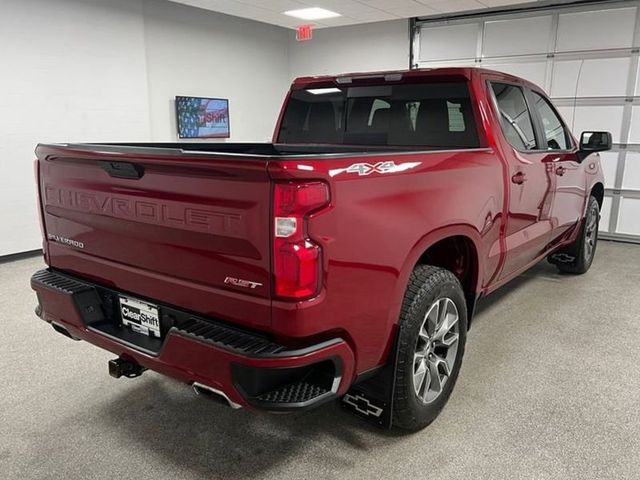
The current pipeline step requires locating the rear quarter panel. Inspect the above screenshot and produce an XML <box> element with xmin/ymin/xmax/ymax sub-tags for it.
<box><xmin>269</xmin><ymin>148</ymin><xmax>504</xmax><ymax>372</ymax></box>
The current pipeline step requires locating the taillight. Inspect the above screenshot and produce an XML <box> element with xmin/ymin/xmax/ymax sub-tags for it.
<box><xmin>273</xmin><ymin>182</ymin><xmax>329</xmax><ymax>299</ymax></box>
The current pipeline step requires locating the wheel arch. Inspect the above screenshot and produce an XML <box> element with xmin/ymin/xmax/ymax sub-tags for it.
<box><xmin>590</xmin><ymin>182</ymin><xmax>604</xmax><ymax>210</ymax></box>
<box><xmin>390</xmin><ymin>226</ymin><xmax>484</xmax><ymax>331</ymax></box>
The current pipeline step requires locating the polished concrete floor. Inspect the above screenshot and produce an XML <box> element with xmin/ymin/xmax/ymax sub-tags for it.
<box><xmin>1</xmin><ymin>241</ymin><xmax>639</xmax><ymax>480</ymax></box>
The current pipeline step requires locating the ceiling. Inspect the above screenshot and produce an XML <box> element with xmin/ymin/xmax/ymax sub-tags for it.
<box><xmin>168</xmin><ymin>0</ymin><xmax>569</xmax><ymax>29</ymax></box>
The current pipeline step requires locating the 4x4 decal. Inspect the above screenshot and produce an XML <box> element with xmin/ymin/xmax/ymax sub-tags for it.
<box><xmin>330</xmin><ymin>161</ymin><xmax>421</xmax><ymax>177</ymax></box>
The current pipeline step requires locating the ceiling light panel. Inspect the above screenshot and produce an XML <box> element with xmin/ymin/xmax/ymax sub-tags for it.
<box><xmin>283</xmin><ymin>7</ymin><xmax>342</xmax><ymax>20</ymax></box>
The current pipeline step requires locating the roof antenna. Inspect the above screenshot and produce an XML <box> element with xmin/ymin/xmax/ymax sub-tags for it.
<box><xmin>570</xmin><ymin>59</ymin><xmax>585</xmax><ymax>133</ymax></box>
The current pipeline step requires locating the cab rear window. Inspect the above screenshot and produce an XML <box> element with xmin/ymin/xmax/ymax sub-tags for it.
<box><xmin>277</xmin><ymin>82</ymin><xmax>479</xmax><ymax>148</ymax></box>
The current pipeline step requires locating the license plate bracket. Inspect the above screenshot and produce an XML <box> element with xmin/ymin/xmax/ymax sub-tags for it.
<box><xmin>119</xmin><ymin>295</ymin><xmax>161</xmax><ymax>338</ymax></box>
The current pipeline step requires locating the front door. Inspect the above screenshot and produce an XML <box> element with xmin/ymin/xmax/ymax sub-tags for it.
<box><xmin>527</xmin><ymin>89</ymin><xmax>585</xmax><ymax>242</ymax></box>
<box><xmin>489</xmin><ymin>82</ymin><xmax>555</xmax><ymax>280</ymax></box>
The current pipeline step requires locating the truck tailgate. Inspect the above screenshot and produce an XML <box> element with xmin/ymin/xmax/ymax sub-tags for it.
<box><xmin>36</xmin><ymin>144</ymin><xmax>273</xmax><ymax>331</ymax></box>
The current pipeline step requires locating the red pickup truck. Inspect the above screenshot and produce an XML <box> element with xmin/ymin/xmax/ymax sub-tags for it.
<box><xmin>31</xmin><ymin>68</ymin><xmax>610</xmax><ymax>431</ymax></box>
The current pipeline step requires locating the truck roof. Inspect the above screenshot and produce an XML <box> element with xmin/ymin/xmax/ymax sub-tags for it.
<box><xmin>293</xmin><ymin>67</ymin><xmax>542</xmax><ymax>92</ymax></box>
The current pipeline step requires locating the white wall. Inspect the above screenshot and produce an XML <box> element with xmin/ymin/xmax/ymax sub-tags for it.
<box><xmin>0</xmin><ymin>0</ymin><xmax>151</xmax><ymax>256</ymax></box>
<box><xmin>1</xmin><ymin>0</ymin><xmax>410</xmax><ymax>256</ymax></box>
<box><xmin>288</xmin><ymin>20</ymin><xmax>409</xmax><ymax>78</ymax></box>
<box><xmin>0</xmin><ymin>0</ymin><xmax>291</xmax><ymax>256</ymax></box>
<box><xmin>142</xmin><ymin>0</ymin><xmax>290</xmax><ymax>142</ymax></box>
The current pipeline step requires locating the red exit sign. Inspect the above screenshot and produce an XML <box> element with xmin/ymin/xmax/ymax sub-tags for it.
<box><xmin>296</xmin><ymin>24</ymin><xmax>313</xmax><ymax>41</ymax></box>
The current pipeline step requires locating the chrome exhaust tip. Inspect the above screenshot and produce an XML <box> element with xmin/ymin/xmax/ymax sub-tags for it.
<box><xmin>192</xmin><ymin>382</ymin><xmax>241</xmax><ymax>409</ymax></box>
<box><xmin>51</xmin><ymin>322</ymin><xmax>81</xmax><ymax>341</ymax></box>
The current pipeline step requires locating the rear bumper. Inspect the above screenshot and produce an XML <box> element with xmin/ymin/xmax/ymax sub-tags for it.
<box><xmin>31</xmin><ymin>269</ymin><xmax>355</xmax><ymax>411</ymax></box>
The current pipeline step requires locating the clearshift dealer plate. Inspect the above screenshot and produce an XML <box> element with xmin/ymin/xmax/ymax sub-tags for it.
<box><xmin>119</xmin><ymin>295</ymin><xmax>161</xmax><ymax>338</ymax></box>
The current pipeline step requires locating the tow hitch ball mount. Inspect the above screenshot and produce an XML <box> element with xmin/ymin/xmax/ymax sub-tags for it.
<box><xmin>108</xmin><ymin>357</ymin><xmax>146</xmax><ymax>379</ymax></box>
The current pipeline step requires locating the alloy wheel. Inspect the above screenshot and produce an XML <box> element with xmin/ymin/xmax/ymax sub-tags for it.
<box><xmin>584</xmin><ymin>203</ymin><xmax>599</xmax><ymax>261</ymax></box>
<box><xmin>412</xmin><ymin>297</ymin><xmax>460</xmax><ymax>404</ymax></box>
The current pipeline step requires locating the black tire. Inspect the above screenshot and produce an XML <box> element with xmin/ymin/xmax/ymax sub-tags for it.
<box><xmin>392</xmin><ymin>265</ymin><xmax>467</xmax><ymax>431</ymax></box>
<box><xmin>550</xmin><ymin>195</ymin><xmax>600</xmax><ymax>274</ymax></box>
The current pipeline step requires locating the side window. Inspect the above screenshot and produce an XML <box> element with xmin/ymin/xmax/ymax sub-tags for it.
<box><xmin>406</xmin><ymin>101</ymin><xmax>420</xmax><ymax>130</ymax></box>
<box><xmin>531</xmin><ymin>91</ymin><xmax>570</xmax><ymax>150</ymax></box>
<box><xmin>491</xmin><ymin>83</ymin><xmax>537</xmax><ymax>151</ymax></box>
<box><xmin>446</xmin><ymin>101</ymin><xmax>466</xmax><ymax>132</ymax></box>
<box><xmin>367</xmin><ymin>99</ymin><xmax>391</xmax><ymax>126</ymax></box>
<box><xmin>403</xmin><ymin>100</ymin><xmax>467</xmax><ymax>132</ymax></box>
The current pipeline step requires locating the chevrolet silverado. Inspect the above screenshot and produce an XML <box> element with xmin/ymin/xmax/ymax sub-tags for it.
<box><xmin>31</xmin><ymin>68</ymin><xmax>610</xmax><ymax>431</ymax></box>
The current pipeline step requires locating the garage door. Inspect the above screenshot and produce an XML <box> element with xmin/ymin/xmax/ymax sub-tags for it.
<box><xmin>413</xmin><ymin>0</ymin><xmax>640</xmax><ymax>243</ymax></box>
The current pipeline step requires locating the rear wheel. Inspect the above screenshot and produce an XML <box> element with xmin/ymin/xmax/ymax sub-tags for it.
<box><xmin>392</xmin><ymin>266</ymin><xmax>467</xmax><ymax>431</ymax></box>
<box><xmin>550</xmin><ymin>195</ymin><xmax>600</xmax><ymax>274</ymax></box>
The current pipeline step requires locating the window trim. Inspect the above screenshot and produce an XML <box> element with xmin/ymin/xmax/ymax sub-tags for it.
<box><xmin>487</xmin><ymin>80</ymin><xmax>543</xmax><ymax>154</ymax></box>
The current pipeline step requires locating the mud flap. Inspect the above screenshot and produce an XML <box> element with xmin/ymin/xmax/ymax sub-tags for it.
<box><xmin>340</xmin><ymin>328</ymin><xmax>400</xmax><ymax>429</ymax></box>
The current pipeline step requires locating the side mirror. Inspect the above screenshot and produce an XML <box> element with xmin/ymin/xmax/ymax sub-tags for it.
<box><xmin>577</xmin><ymin>131</ymin><xmax>612</xmax><ymax>161</ymax></box>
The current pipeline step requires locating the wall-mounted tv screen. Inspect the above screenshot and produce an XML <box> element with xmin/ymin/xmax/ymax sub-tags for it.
<box><xmin>176</xmin><ymin>96</ymin><xmax>230</xmax><ymax>139</ymax></box>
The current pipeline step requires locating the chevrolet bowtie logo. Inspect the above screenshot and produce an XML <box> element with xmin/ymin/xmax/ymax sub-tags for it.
<box><xmin>552</xmin><ymin>253</ymin><xmax>575</xmax><ymax>263</ymax></box>
<box><xmin>342</xmin><ymin>393</ymin><xmax>383</xmax><ymax>417</ymax></box>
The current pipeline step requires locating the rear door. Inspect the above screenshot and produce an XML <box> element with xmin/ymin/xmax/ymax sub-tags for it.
<box><xmin>37</xmin><ymin>144</ymin><xmax>273</xmax><ymax>330</ymax></box>
<box><xmin>488</xmin><ymin>82</ymin><xmax>555</xmax><ymax>279</ymax></box>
